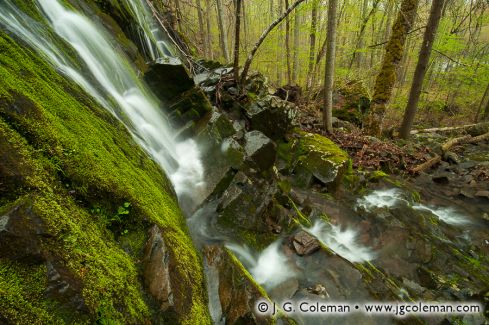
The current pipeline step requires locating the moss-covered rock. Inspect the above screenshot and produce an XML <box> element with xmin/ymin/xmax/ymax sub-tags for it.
<box><xmin>203</xmin><ymin>245</ymin><xmax>272</xmax><ymax>324</ymax></box>
<box><xmin>278</xmin><ymin>130</ymin><xmax>350</xmax><ymax>190</ymax></box>
<box><xmin>0</xmin><ymin>32</ymin><xmax>210</xmax><ymax>324</ymax></box>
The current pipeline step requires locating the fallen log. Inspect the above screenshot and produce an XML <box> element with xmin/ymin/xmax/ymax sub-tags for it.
<box><xmin>410</xmin><ymin>121</ymin><xmax>489</xmax><ymax>136</ymax></box>
<box><xmin>412</xmin><ymin>131</ymin><xmax>489</xmax><ymax>173</ymax></box>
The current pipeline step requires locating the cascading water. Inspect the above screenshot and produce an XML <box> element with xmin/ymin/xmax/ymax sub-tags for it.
<box><xmin>305</xmin><ymin>220</ymin><xmax>376</xmax><ymax>263</ymax></box>
<box><xmin>120</xmin><ymin>0</ymin><xmax>174</xmax><ymax>60</ymax></box>
<box><xmin>226</xmin><ymin>241</ymin><xmax>297</xmax><ymax>289</ymax></box>
<box><xmin>0</xmin><ymin>0</ymin><xmax>204</xmax><ymax>202</ymax></box>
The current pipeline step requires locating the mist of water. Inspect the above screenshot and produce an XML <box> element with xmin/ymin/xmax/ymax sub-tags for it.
<box><xmin>226</xmin><ymin>241</ymin><xmax>296</xmax><ymax>289</ymax></box>
<box><xmin>0</xmin><ymin>0</ymin><xmax>204</xmax><ymax>202</ymax></box>
<box><xmin>305</xmin><ymin>220</ymin><xmax>376</xmax><ymax>263</ymax></box>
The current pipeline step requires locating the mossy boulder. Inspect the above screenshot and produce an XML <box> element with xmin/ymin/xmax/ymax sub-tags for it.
<box><xmin>278</xmin><ymin>130</ymin><xmax>350</xmax><ymax>189</ymax></box>
<box><xmin>333</xmin><ymin>80</ymin><xmax>371</xmax><ymax>125</ymax></box>
<box><xmin>0</xmin><ymin>32</ymin><xmax>210</xmax><ymax>324</ymax></box>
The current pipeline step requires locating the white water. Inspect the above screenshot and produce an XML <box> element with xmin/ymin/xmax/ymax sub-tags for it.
<box><xmin>226</xmin><ymin>241</ymin><xmax>296</xmax><ymax>289</ymax></box>
<box><xmin>356</xmin><ymin>188</ymin><xmax>407</xmax><ymax>210</ymax></box>
<box><xmin>120</xmin><ymin>0</ymin><xmax>174</xmax><ymax>60</ymax></box>
<box><xmin>0</xmin><ymin>0</ymin><xmax>204</xmax><ymax>201</ymax></box>
<box><xmin>413</xmin><ymin>204</ymin><xmax>470</xmax><ymax>226</ymax></box>
<box><xmin>305</xmin><ymin>220</ymin><xmax>376</xmax><ymax>263</ymax></box>
<box><xmin>357</xmin><ymin>188</ymin><xmax>469</xmax><ymax>227</ymax></box>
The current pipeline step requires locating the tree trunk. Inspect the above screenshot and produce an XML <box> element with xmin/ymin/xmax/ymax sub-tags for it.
<box><xmin>240</xmin><ymin>0</ymin><xmax>307</xmax><ymax>86</ymax></box>
<box><xmin>364</xmin><ymin>0</ymin><xmax>420</xmax><ymax>136</ymax></box>
<box><xmin>205</xmin><ymin>0</ymin><xmax>214</xmax><ymax>59</ymax></box>
<box><xmin>476</xmin><ymin>82</ymin><xmax>489</xmax><ymax>122</ymax></box>
<box><xmin>399</xmin><ymin>0</ymin><xmax>445</xmax><ymax>139</ymax></box>
<box><xmin>292</xmin><ymin>9</ymin><xmax>301</xmax><ymax>84</ymax></box>
<box><xmin>174</xmin><ymin>0</ymin><xmax>183</xmax><ymax>32</ymax></box>
<box><xmin>285</xmin><ymin>0</ymin><xmax>292</xmax><ymax>85</ymax></box>
<box><xmin>233</xmin><ymin>0</ymin><xmax>242</xmax><ymax>84</ymax></box>
<box><xmin>241</xmin><ymin>0</ymin><xmax>248</xmax><ymax>53</ymax></box>
<box><xmin>306</xmin><ymin>0</ymin><xmax>319</xmax><ymax>90</ymax></box>
<box><xmin>484</xmin><ymin>93</ymin><xmax>489</xmax><ymax>121</ymax></box>
<box><xmin>196</xmin><ymin>0</ymin><xmax>207</xmax><ymax>56</ymax></box>
<box><xmin>323</xmin><ymin>0</ymin><xmax>338</xmax><ymax>133</ymax></box>
<box><xmin>216</xmin><ymin>0</ymin><xmax>230</xmax><ymax>62</ymax></box>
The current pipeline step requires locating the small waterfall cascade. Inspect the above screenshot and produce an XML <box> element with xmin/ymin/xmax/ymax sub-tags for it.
<box><xmin>305</xmin><ymin>220</ymin><xmax>376</xmax><ymax>263</ymax></box>
<box><xmin>226</xmin><ymin>241</ymin><xmax>297</xmax><ymax>289</ymax></box>
<box><xmin>120</xmin><ymin>0</ymin><xmax>175</xmax><ymax>60</ymax></box>
<box><xmin>0</xmin><ymin>0</ymin><xmax>204</xmax><ymax>200</ymax></box>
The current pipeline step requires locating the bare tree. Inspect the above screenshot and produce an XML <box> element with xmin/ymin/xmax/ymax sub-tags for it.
<box><xmin>205</xmin><ymin>0</ymin><xmax>214</xmax><ymax>59</ymax></box>
<box><xmin>233</xmin><ymin>0</ymin><xmax>242</xmax><ymax>84</ymax></box>
<box><xmin>285</xmin><ymin>0</ymin><xmax>292</xmax><ymax>85</ymax></box>
<box><xmin>239</xmin><ymin>0</ymin><xmax>308</xmax><ymax>86</ymax></box>
<box><xmin>399</xmin><ymin>0</ymin><xmax>446</xmax><ymax>138</ymax></box>
<box><xmin>196</xmin><ymin>0</ymin><xmax>207</xmax><ymax>56</ymax></box>
<box><xmin>292</xmin><ymin>8</ymin><xmax>301</xmax><ymax>84</ymax></box>
<box><xmin>306</xmin><ymin>0</ymin><xmax>319</xmax><ymax>90</ymax></box>
<box><xmin>323</xmin><ymin>0</ymin><xmax>338</xmax><ymax>133</ymax></box>
<box><xmin>216</xmin><ymin>0</ymin><xmax>230</xmax><ymax>62</ymax></box>
<box><xmin>364</xmin><ymin>0</ymin><xmax>420</xmax><ymax>136</ymax></box>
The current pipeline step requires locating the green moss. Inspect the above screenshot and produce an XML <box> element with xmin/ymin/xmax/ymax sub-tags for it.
<box><xmin>278</xmin><ymin>129</ymin><xmax>350</xmax><ymax>188</ymax></box>
<box><xmin>0</xmin><ymin>260</ymin><xmax>68</xmax><ymax>324</ymax></box>
<box><xmin>0</xmin><ymin>32</ymin><xmax>209</xmax><ymax>323</ymax></box>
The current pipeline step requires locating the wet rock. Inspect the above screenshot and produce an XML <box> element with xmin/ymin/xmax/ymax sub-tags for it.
<box><xmin>268</xmin><ymin>278</ymin><xmax>299</xmax><ymax>300</ymax></box>
<box><xmin>244</xmin><ymin>95</ymin><xmax>295</xmax><ymax>141</ymax></box>
<box><xmin>144</xmin><ymin>58</ymin><xmax>194</xmax><ymax>103</ymax></box>
<box><xmin>142</xmin><ymin>225</ymin><xmax>174</xmax><ymax>312</ymax></box>
<box><xmin>217</xmin><ymin>172</ymin><xmax>276</xmax><ymax>232</ymax></box>
<box><xmin>0</xmin><ymin>199</ymin><xmax>49</xmax><ymax>264</ymax></box>
<box><xmin>291</xmin><ymin>231</ymin><xmax>320</xmax><ymax>256</ymax></box>
<box><xmin>244</xmin><ymin>130</ymin><xmax>277</xmax><ymax>171</ymax></box>
<box><xmin>203</xmin><ymin>245</ymin><xmax>270</xmax><ymax>325</ymax></box>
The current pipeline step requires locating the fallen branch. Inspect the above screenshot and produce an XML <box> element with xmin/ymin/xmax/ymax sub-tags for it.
<box><xmin>412</xmin><ymin>131</ymin><xmax>489</xmax><ymax>173</ymax></box>
<box><xmin>441</xmin><ymin>135</ymin><xmax>471</xmax><ymax>151</ymax></box>
<box><xmin>468</xmin><ymin>131</ymin><xmax>489</xmax><ymax>143</ymax></box>
<box><xmin>412</xmin><ymin>154</ymin><xmax>441</xmax><ymax>173</ymax></box>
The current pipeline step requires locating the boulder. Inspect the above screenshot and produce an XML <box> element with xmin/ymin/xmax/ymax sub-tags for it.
<box><xmin>217</xmin><ymin>172</ymin><xmax>276</xmax><ymax>232</ymax></box>
<box><xmin>244</xmin><ymin>95</ymin><xmax>296</xmax><ymax>141</ymax></box>
<box><xmin>142</xmin><ymin>225</ymin><xmax>174</xmax><ymax>313</ymax></box>
<box><xmin>278</xmin><ymin>130</ymin><xmax>350</xmax><ymax>189</ymax></box>
<box><xmin>144</xmin><ymin>58</ymin><xmax>194</xmax><ymax>103</ymax></box>
<box><xmin>244</xmin><ymin>131</ymin><xmax>277</xmax><ymax>171</ymax></box>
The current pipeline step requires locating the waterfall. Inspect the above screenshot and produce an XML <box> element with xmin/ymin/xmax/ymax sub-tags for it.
<box><xmin>0</xmin><ymin>0</ymin><xmax>204</xmax><ymax>202</ymax></box>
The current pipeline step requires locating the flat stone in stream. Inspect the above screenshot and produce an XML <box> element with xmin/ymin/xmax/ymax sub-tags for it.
<box><xmin>291</xmin><ymin>231</ymin><xmax>320</xmax><ymax>256</ymax></box>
